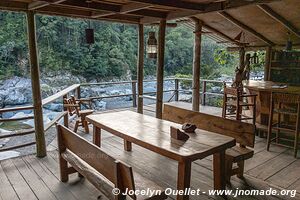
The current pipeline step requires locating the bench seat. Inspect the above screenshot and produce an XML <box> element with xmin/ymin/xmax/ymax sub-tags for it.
<box><xmin>226</xmin><ymin>146</ymin><xmax>254</xmax><ymax>162</ymax></box>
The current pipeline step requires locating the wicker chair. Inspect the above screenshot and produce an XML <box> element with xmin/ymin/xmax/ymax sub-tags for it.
<box><xmin>222</xmin><ymin>84</ymin><xmax>257</xmax><ymax>125</ymax></box>
<box><xmin>267</xmin><ymin>93</ymin><xmax>300</xmax><ymax>158</ymax></box>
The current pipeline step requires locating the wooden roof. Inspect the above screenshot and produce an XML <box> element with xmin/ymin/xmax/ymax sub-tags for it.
<box><xmin>1</xmin><ymin>0</ymin><xmax>300</xmax><ymax>49</ymax></box>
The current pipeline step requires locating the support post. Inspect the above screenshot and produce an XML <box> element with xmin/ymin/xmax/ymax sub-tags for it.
<box><xmin>132</xmin><ymin>81</ymin><xmax>137</xmax><ymax>107</ymax></box>
<box><xmin>191</xmin><ymin>18</ymin><xmax>202</xmax><ymax>112</ymax></box>
<box><xmin>175</xmin><ymin>79</ymin><xmax>179</xmax><ymax>101</ymax></box>
<box><xmin>156</xmin><ymin>19</ymin><xmax>166</xmax><ymax>119</ymax></box>
<box><xmin>27</xmin><ymin>11</ymin><xmax>46</xmax><ymax>157</ymax></box>
<box><xmin>137</xmin><ymin>24</ymin><xmax>144</xmax><ymax>114</ymax></box>
<box><xmin>265</xmin><ymin>46</ymin><xmax>272</xmax><ymax>81</ymax></box>
<box><xmin>202</xmin><ymin>80</ymin><xmax>207</xmax><ymax>106</ymax></box>
<box><xmin>76</xmin><ymin>86</ymin><xmax>81</xmax><ymax>99</ymax></box>
<box><xmin>239</xmin><ymin>47</ymin><xmax>246</xmax><ymax>71</ymax></box>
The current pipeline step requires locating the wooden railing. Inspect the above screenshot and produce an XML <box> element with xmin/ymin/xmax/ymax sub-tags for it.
<box><xmin>0</xmin><ymin>84</ymin><xmax>80</xmax><ymax>153</ymax></box>
<box><xmin>0</xmin><ymin>78</ymin><xmax>228</xmax><ymax>154</ymax></box>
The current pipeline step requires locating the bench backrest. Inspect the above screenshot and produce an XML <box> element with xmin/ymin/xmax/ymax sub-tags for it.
<box><xmin>57</xmin><ymin>124</ymin><xmax>136</xmax><ymax>198</ymax></box>
<box><xmin>163</xmin><ymin>103</ymin><xmax>255</xmax><ymax>148</ymax></box>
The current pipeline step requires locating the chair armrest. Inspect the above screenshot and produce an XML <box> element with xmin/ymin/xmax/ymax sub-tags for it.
<box><xmin>241</xmin><ymin>94</ymin><xmax>257</xmax><ymax>98</ymax></box>
<box><xmin>63</xmin><ymin>104</ymin><xmax>80</xmax><ymax>108</ymax></box>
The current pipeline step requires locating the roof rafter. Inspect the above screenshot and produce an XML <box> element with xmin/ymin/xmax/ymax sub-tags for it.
<box><xmin>126</xmin><ymin>0</ymin><xmax>206</xmax><ymax>11</ymax></box>
<box><xmin>28</xmin><ymin>0</ymin><xmax>66</xmax><ymax>10</ymax></box>
<box><xmin>257</xmin><ymin>4</ymin><xmax>300</xmax><ymax>38</ymax></box>
<box><xmin>91</xmin><ymin>2</ymin><xmax>152</xmax><ymax>18</ymax></box>
<box><xmin>141</xmin><ymin>0</ymin><xmax>281</xmax><ymax>24</ymax></box>
<box><xmin>219</xmin><ymin>11</ymin><xmax>274</xmax><ymax>46</ymax></box>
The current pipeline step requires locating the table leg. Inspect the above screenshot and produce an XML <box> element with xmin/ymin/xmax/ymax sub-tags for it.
<box><xmin>93</xmin><ymin>126</ymin><xmax>101</xmax><ymax>147</ymax></box>
<box><xmin>213</xmin><ymin>150</ymin><xmax>226</xmax><ymax>190</ymax></box>
<box><xmin>177</xmin><ymin>161</ymin><xmax>192</xmax><ymax>200</ymax></box>
<box><xmin>124</xmin><ymin>140</ymin><xmax>132</xmax><ymax>151</ymax></box>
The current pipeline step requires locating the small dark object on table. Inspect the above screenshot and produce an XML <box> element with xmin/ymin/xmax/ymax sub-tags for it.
<box><xmin>182</xmin><ymin>123</ymin><xmax>197</xmax><ymax>133</ymax></box>
<box><xmin>170</xmin><ymin>126</ymin><xmax>189</xmax><ymax>141</ymax></box>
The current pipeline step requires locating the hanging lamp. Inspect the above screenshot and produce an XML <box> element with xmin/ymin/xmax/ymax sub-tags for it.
<box><xmin>85</xmin><ymin>1</ymin><xmax>94</xmax><ymax>44</ymax></box>
<box><xmin>147</xmin><ymin>31</ymin><xmax>158</xmax><ymax>59</ymax></box>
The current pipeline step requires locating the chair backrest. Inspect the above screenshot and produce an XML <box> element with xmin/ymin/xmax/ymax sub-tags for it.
<box><xmin>224</xmin><ymin>84</ymin><xmax>242</xmax><ymax>97</ymax></box>
<box><xmin>163</xmin><ymin>103</ymin><xmax>256</xmax><ymax>148</ymax></box>
<box><xmin>56</xmin><ymin>124</ymin><xmax>136</xmax><ymax>198</ymax></box>
<box><xmin>63</xmin><ymin>96</ymin><xmax>80</xmax><ymax>116</ymax></box>
<box><xmin>271</xmin><ymin>92</ymin><xmax>300</xmax><ymax>104</ymax></box>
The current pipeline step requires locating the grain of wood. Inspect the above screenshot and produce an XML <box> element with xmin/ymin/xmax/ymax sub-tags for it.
<box><xmin>1</xmin><ymin>159</ymin><xmax>38</xmax><ymax>200</ymax></box>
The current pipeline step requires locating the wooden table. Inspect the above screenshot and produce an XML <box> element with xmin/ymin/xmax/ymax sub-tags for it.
<box><xmin>86</xmin><ymin>111</ymin><xmax>236</xmax><ymax>200</ymax></box>
<box><xmin>244</xmin><ymin>80</ymin><xmax>300</xmax><ymax>126</ymax></box>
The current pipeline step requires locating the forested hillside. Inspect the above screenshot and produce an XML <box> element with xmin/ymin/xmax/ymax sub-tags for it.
<box><xmin>0</xmin><ymin>11</ymin><xmax>245</xmax><ymax>81</ymax></box>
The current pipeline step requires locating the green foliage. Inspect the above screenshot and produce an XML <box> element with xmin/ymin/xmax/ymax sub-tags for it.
<box><xmin>0</xmin><ymin>11</ymin><xmax>248</xmax><ymax>81</ymax></box>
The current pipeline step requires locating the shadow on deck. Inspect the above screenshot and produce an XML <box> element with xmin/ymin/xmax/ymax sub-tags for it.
<box><xmin>1</xmin><ymin>104</ymin><xmax>299</xmax><ymax>200</ymax></box>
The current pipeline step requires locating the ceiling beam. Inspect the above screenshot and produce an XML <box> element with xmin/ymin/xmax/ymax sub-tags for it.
<box><xmin>59</xmin><ymin>0</ymin><xmax>121</xmax><ymax>12</ymax></box>
<box><xmin>28</xmin><ymin>0</ymin><xmax>66</xmax><ymax>10</ymax></box>
<box><xmin>0</xmin><ymin>1</ymin><xmax>27</xmax><ymax>11</ymax></box>
<box><xmin>91</xmin><ymin>2</ymin><xmax>151</xmax><ymax>18</ymax></box>
<box><xmin>127</xmin><ymin>0</ymin><xmax>205</xmax><ymax>11</ymax></box>
<box><xmin>38</xmin><ymin>5</ymin><xmax>140</xmax><ymax>24</ymax></box>
<box><xmin>257</xmin><ymin>4</ymin><xmax>300</xmax><ymax>38</ymax></box>
<box><xmin>142</xmin><ymin>0</ymin><xmax>280</xmax><ymax>24</ymax></box>
<box><xmin>203</xmin><ymin>24</ymin><xmax>242</xmax><ymax>46</ymax></box>
<box><xmin>219</xmin><ymin>11</ymin><xmax>274</xmax><ymax>46</ymax></box>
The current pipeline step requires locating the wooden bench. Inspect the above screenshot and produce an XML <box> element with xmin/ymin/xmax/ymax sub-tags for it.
<box><xmin>57</xmin><ymin>124</ymin><xmax>168</xmax><ymax>200</ymax></box>
<box><xmin>163</xmin><ymin>102</ymin><xmax>256</xmax><ymax>182</ymax></box>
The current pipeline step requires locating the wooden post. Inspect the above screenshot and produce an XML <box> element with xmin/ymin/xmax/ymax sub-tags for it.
<box><xmin>175</xmin><ymin>78</ymin><xmax>179</xmax><ymax>101</ymax></box>
<box><xmin>137</xmin><ymin>24</ymin><xmax>144</xmax><ymax>114</ymax></box>
<box><xmin>202</xmin><ymin>80</ymin><xmax>207</xmax><ymax>105</ymax></box>
<box><xmin>265</xmin><ymin>46</ymin><xmax>272</xmax><ymax>81</ymax></box>
<box><xmin>156</xmin><ymin>19</ymin><xmax>166</xmax><ymax>119</ymax></box>
<box><xmin>132</xmin><ymin>81</ymin><xmax>137</xmax><ymax>107</ymax></box>
<box><xmin>239</xmin><ymin>47</ymin><xmax>246</xmax><ymax>71</ymax></box>
<box><xmin>191</xmin><ymin>18</ymin><xmax>202</xmax><ymax>112</ymax></box>
<box><xmin>27</xmin><ymin>11</ymin><xmax>46</xmax><ymax>157</ymax></box>
<box><xmin>63</xmin><ymin>95</ymin><xmax>69</xmax><ymax>128</ymax></box>
<box><xmin>76</xmin><ymin>86</ymin><xmax>81</xmax><ymax>99</ymax></box>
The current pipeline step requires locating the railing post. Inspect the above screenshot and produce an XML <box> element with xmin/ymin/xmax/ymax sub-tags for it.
<box><xmin>175</xmin><ymin>79</ymin><xmax>179</xmax><ymax>101</ymax></box>
<box><xmin>76</xmin><ymin>86</ymin><xmax>81</xmax><ymax>99</ymax></box>
<box><xmin>132</xmin><ymin>81</ymin><xmax>137</xmax><ymax>108</ymax></box>
<box><xmin>202</xmin><ymin>80</ymin><xmax>207</xmax><ymax>106</ymax></box>
<box><xmin>63</xmin><ymin>94</ymin><xmax>69</xmax><ymax>128</ymax></box>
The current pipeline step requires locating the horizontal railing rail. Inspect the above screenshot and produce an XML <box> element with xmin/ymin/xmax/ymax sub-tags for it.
<box><xmin>0</xmin><ymin>77</ymin><xmax>230</xmax><ymax>154</ymax></box>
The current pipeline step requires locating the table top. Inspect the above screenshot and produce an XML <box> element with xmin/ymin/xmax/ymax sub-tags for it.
<box><xmin>243</xmin><ymin>80</ymin><xmax>300</xmax><ymax>94</ymax></box>
<box><xmin>86</xmin><ymin>111</ymin><xmax>236</xmax><ymax>162</ymax></box>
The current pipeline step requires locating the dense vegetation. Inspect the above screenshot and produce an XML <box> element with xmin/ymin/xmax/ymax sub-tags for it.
<box><xmin>0</xmin><ymin>11</ymin><xmax>264</xmax><ymax>81</ymax></box>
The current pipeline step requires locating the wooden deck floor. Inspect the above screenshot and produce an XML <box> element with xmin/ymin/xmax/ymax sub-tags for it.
<box><xmin>1</xmin><ymin>104</ymin><xmax>300</xmax><ymax>200</ymax></box>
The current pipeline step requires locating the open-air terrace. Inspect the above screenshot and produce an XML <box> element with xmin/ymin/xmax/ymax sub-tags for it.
<box><xmin>0</xmin><ymin>0</ymin><xmax>300</xmax><ymax>200</ymax></box>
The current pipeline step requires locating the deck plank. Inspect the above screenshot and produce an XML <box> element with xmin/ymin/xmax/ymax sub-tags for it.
<box><xmin>1</xmin><ymin>158</ymin><xmax>38</xmax><ymax>200</ymax></box>
<box><xmin>12</xmin><ymin>157</ymin><xmax>57</xmax><ymax>200</ymax></box>
<box><xmin>246</xmin><ymin>150</ymin><xmax>297</xmax><ymax>180</ymax></box>
<box><xmin>23</xmin><ymin>154</ymin><xmax>78</xmax><ymax>200</ymax></box>
<box><xmin>267</xmin><ymin>159</ymin><xmax>300</xmax><ymax>188</ymax></box>
<box><xmin>39</xmin><ymin>151</ymin><xmax>103</xmax><ymax>200</ymax></box>
<box><xmin>0</xmin><ymin>159</ymin><xmax>19</xmax><ymax>200</ymax></box>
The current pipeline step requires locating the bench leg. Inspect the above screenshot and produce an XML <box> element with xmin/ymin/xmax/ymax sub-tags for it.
<box><xmin>213</xmin><ymin>150</ymin><xmax>226</xmax><ymax>190</ymax></box>
<box><xmin>124</xmin><ymin>140</ymin><xmax>132</xmax><ymax>151</ymax></box>
<box><xmin>177</xmin><ymin>161</ymin><xmax>191</xmax><ymax>200</ymax></box>
<box><xmin>59</xmin><ymin>156</ymin><xmax>69</xmax><ymax>182</ymax></box>
<box><xmin>93</xmin><ymin>126</ymin><xmax>101</xmax><ymax>147</ymax></box>
<box><xmin>237</xmin><ymin>160</ymin><xmax>245</xmax><ymax>178</ymax></box>
<box><xmin>225</xmin><ymin>157</ymin><xmax>233</xmax><ymax>183</ymax></box>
